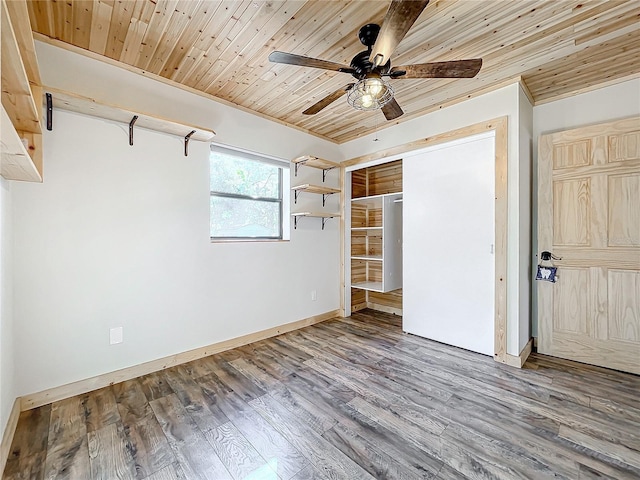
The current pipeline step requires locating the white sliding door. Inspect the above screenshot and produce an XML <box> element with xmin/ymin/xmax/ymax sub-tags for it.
<box><xmin>403</xmin><ymin>133</ymin><xmax>495</xmax><ymax>356</ymax></box>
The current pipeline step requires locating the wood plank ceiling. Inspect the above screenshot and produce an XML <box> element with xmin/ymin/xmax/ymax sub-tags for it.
<box><xmin>27</xmin><ymin>0</ymin><xmax>640</xmax><ymax>143</ymax></box>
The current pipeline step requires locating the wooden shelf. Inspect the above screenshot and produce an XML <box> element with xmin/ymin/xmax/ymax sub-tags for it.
<box><xmin>1</xmin><ymin>0</ymin><xmax>43</xmax><ymax>182</ymax></box>
<box><xmin>1</xmin><ymin>105</ymin><xmax>41</xmax><ymax>182</ymax></box>
<box><xmin>291</xmin><ymin>212</ymin><xmax>340</xmax><ymax>219</ymax></box>
<box><xmin>292</xmin><ymin>155</ymin><xmax>339</xmax><ymax>170</ymax></box>
<box><xmin>351</xmin><ymin>226</ymin><xmax>383</xmax><ymax>231</ymax></box>
<box><xmin>47</xmin><ymin>88</ymin><xmax>216</xmax><ymax>142</ymax></box>
<box><xmin>291</xmin><ymin>211</ymin><xmax>340</xmax><ymax>230</ymax></box>
<box><xmin>292</xmin><ymin>183</ymin><xmax>340</xmax><ymax>206</ymax></box>
<box><xmin>1</xmin><ymin>0</ymin><xmax>41</xmax><ymax>135</ymax></box>
<box><xmin>291</xmin><ymin>184</ymin><xmax>340</xmax><ymax>195</ymax></box>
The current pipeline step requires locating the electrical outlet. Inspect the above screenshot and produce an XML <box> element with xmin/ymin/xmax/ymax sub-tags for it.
<box><xmin>110</xmin><ymin>327</ymin><xmax>123</xmax><ymax>345</ymax></box>
<box><xmin>311</xmin><ymin>290</ymin><xmax>317</xmax><ymax>301</ymax></box>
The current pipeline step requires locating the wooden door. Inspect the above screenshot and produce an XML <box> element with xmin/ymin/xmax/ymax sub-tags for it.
<box><xmin>538</xmin><ymin>117</ymin><xmax>640</xmax><ymax>374</ymax></box>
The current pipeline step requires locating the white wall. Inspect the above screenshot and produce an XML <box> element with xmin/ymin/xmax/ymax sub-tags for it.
<box><xmin>342</xmin><ymin>83</ymin><xmax>529</xmax><ymax>356</ymax></box>
<box><xmin>530</xmin><ymin>78</ymin><xmax>640</xmax><ymax>336</ymax></box>
<box><xmin>0</xmin><ymin>177</ymin><xmax>15</xmax><ymax>436</ymax></box>
<box><xmin>11</xmin><ymin>44</ymin><xmax>343</xmax><ymax>397</ymax></box>
<box><xmin>36</xmin><ymin>41</ymin><xmax>343</xmax><ymax>163</ymax></box>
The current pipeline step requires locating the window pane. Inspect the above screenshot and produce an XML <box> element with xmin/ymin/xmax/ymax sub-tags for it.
<box><xmin>210</xmin><ymin>152</ymin><xmax>280</xmax><ymax>199</ymax></box>
<box><xmin>210</xmin><ymin>196</ymin><xmax>280</xmax><ymax>238</ymax></box>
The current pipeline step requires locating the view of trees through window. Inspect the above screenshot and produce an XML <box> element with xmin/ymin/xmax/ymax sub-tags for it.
<box><xmin>210</xmin><ymin>149</ymin><xmax>283</xmax><ymax>239</ymax></box>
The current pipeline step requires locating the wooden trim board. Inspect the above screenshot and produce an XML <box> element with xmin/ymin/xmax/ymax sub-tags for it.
<box><xmin>505</xmin><ymin>338</ymin><xmax>534</xmax><ymax>368</ymax></box>
<box><xmin>21</xmin><ymin>310</ymin><xmax>339</xmax><ymax>411</ymax></box>
<box><xmin>366</xmin><ymin>302</ymin><xmax>402</xmax><ymax>317</ymax></box>
<box><xmin>0</xmin><ymin>398</ymin><xmax>21</xmax><ymax>475</ymax></box>
<box><xmin>341</xmin><ymin>116</ymin><xmax>509</xmax><ymax>367</ymax></box>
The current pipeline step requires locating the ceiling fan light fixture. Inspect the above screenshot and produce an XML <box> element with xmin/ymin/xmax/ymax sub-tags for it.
<box><xmin>347</xmin><ymin>75</ymin><xmax>394</xmax><ymax>111</ymax></box>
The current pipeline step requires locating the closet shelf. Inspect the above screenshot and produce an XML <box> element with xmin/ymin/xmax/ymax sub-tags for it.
<box><xmin>46</xmin><ymin>88</ymin><xmax>216</xmax><ymax>142</ymax></box>
<box><xmin>351</xmin><ymin>281</ymin><xmax>384</xmax><ymax>292</ymax></box>
<box><xmin>351</xmin><ymin>255</ymin><xmax>383</xmax><ymax>261</ymax></box>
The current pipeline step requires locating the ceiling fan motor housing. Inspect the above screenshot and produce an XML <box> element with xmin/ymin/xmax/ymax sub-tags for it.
<box><xmin>351</xmin><ymin>25</ymin><xmax>391</xmax><ymax>79</ymax></box>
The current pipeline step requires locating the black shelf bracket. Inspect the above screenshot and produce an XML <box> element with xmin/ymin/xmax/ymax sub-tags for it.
<box><xmin>294</xmin><ymin>190</ymin><xmax>300</xmax><ymax>204</ymax></box>
<box><xmin>294</xmin><ymin>216</ymin><xmax>299</xmax><ymax>229</ymax></box>
<box><xmin>184</xmin><ymin>130</ymin><xmax>196</xmax><ymax>156</ymax></box>
<box><xmin>294</xmin><ymin>160</ymin><xmax>307</xmax><ymax>177</ymax></box>
<box><xmin>129</xmin><ymin>115</ymin><xmax>138</xmax><ymax>146</ymax></box>
<box><xmin>322</xmin><ymin>167</ymin><xmax>335</xmax><ymax>182</ymax></box>
<box><xmin>322</xmin><ymin>193</ymin><xmax>330</xmax><ymax>207</ymax></box>
<box><xmin>46</xmin><ymin>93</ymin><xmax>53</xmax><ymax>131</ymax></box>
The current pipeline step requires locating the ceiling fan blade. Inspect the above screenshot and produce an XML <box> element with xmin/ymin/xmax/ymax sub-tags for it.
<box><xmin>303</xmin><ymin>84</ymin><xmax>355</xmax><ymax>115</ymax></box>
<box><xmin>369</xmin><ymin>0</ymin><xmax>430</xmax><ymax>67</ymax></box>
<box><xmin>391</xmin><ymin>59</ymin><xmax>483</xmax><ymax>78</ymax></box>
<box><xmin>269</xmin><ymin>51</ymin><xmax>354</xmax><ymax>73</ymax></box>
<box><xmin>382</xmin><ymin>97</ymin><xmax>404</xmax><ymax>120</ymax></box>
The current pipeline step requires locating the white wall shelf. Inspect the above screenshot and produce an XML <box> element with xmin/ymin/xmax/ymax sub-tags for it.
<box><xmin>351</xmin><ymin>281</ymin><xmax>384</xmax><ymax>292</ymax></box>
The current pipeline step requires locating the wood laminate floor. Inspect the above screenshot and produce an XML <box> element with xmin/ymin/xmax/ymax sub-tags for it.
<box><xmin>4</xmin><ymin>310</ymin><xmax>640</xmax><ymax>479</ymax></box>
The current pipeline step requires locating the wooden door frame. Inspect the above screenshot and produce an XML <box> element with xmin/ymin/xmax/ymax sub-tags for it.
<box><xmin>339</xmin><ymin>117</ymin><xmax>509</xmax><ymax>363</ymax></box>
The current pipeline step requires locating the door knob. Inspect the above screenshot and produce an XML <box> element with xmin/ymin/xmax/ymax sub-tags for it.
<box><xmin>540</xmin><ymin>251</ymin><xmax>561</xmax><ymax>261</ymax></box>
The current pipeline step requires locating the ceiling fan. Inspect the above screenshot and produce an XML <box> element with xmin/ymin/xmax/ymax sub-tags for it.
<box><xmin>268</xmin><ymin>0</ymin><xmax>482</xmax><ymax>120</ymax></box>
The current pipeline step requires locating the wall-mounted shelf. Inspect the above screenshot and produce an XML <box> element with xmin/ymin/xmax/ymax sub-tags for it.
<box><xmin>292</xmin><ymin>155</ymin><xmax>339</xmax><ymax>181</ymax></box>
<box><xmin>1</xmin><ymin>0</ymin><xmax>43</xmax><ymax>182</ymax></box>
<box><xmin>1</xmin><ymin>105</ymin><xmax>41</xmax><ymax>182</ymax></box>
<box><xmin>45</xmin><ymin>88</ymin><xmax>216</xmax><ymax>154</ymax></box>
<box><xmin>292</xmin><ymin>183</ymin><xmax>340</xmax><ymax>205</ymax></box>
<box><xmin>292</xmin><ymin>211</ymin><xmax>340</xmax><ymax>230</ymax></box>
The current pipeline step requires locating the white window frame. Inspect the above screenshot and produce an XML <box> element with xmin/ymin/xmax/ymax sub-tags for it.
<box><xmin>209</xmin><ymin>144</ymin><xmax>290</xmax><ymax>241</ymax></box>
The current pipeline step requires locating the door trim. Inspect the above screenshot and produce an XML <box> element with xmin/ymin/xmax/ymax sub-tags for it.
<box><xmin>340</xmin><ymin>117</ymin><xmax>509</xmax><ymax>363</ymax></box>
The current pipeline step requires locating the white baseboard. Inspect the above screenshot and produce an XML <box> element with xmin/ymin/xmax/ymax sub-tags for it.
<box><xmin>0</xmin><ymin>398</ymin><xmax>21</xmax><ymax>474</ymax></box>
<box><xmin>505</xmin><ymin>338</ymin><xmax>534</xmax><ymax>368</ymax></box>
<box><xmin>21</xmin><ymin>310</ymin><xmax>339</xmax><ymax>411</ymax></box>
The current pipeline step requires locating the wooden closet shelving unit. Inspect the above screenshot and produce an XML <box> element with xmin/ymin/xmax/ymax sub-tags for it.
<box><xmin>350</xmin><ymin>159</ymin><xmax>403</xmax><ymax>313</ymax></box>
<box><xmin>1</xmin><ymin>0</ymin><xmax>43</xmax><ymax>182</ymax></box>
<box><xmin>351</xmin><ymin>193</ymin><xmax>402</xmax><ymax>292</ymax></box>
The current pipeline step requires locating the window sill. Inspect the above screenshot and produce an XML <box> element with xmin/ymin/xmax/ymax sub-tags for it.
<box><xmin>210</xmin><ymin>238</ymin><xmax>290</xmax><ymax>244</ymax></box>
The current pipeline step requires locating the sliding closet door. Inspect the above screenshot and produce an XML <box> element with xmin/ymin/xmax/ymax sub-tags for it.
<box><xmin>403</xmin><ymin>133</ymin><xmax>495</xmax><ymax>356</ymax></box>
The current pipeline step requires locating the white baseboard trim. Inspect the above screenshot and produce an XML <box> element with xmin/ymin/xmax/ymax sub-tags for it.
<box><xmin>505</xmin><ymin>338</ymin><xmax>534</xmax><ymax>368</ymax></box>
<box><xmin>21</xmin><ymin>310</ymin><xmax>339</xmax><ymax>411</ymax></box>
<box><xmin>0</xmin><ymin>398</ymin><xmax>21</xmax><ymax>474</ymax></box>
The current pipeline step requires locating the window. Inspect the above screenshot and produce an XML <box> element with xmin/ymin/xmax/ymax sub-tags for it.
<box><xmin>210</xmin><ymin>145</ymin><xmax>289</xmax><ymax>240</ymax></box>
